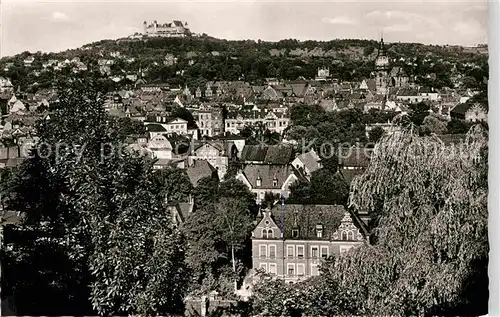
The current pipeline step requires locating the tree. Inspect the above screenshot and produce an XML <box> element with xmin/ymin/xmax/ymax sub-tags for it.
<box><xmin>447</xmin><ymin>118</ymin><xmax>473</xmax><ymax>134</ymax></box>
<box><xmin>251</xmin><ymin>124</ymin><xmax>488</xmax><ymax>316</ymax></box>
<box><xmin>1</xmin><ymin>79</ymin><xmax>189</xmax><ymax>316</ymax></box>
<box><xmin>214</xmin><ymin>197</ymin><xmax>253</xmax><ymax>292</ymax></box>
<box><xmin>368</xmin><ymin>126</ymin><xmax>385</xmax><ymax>143</ymax></box>
<box><xmin>183</xmin><ymin>178</ymin><xmax>256</xmax><ymax>295</ymax></box>
<box><xmin>409</xmin><ymin>102</ymin><xmax>430</xmax><ymax>125</ymax></box>
<box><xmin>420</xmin><ymin>114</ymin><xmax>447</xmax><ymax>135</ymax></box>
<box><xmin>116</xmin><ymin>117</ymin><xmax>146</xmax><ymax>136</ymax></box>
<box><xmin>288</xmin><ymin>170</ymin><xmax>349</xmax><ymax>205</ymax></box>
<box><xmin>152</xmin><ymin>167</ymin><xmax>193</xmax><ymax>202</ymax></box>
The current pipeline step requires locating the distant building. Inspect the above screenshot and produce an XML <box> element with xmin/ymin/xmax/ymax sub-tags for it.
<box><xmin>225</xmin><ymin>109</ymin><xmax>289</xmax><ymax>135</ymax></box>
<box><xmin>450</xmin><ymin>102</ymin><xmax>488</xmax><ymax>122</ymax></box>
<box><xmin>374</xmin><ymin>37</ymin><xmax>410</xmax><ymax>95</ymax></box>
<box><xmin>187</xmin><ymin>141</ymin><xmax>238</xmax><ymax>180</ymax></box>
<box><xmin>315</xmin><ymin>67</ymin><xmax>330</xmax><ymax>81</ymax></box>
<box><xmin>164</xmin><ymin>118</ymin><xmax>189</xmax><ymax>135</ymax></box>
<box><xmin>291</xmin><ymin>149</ymin><xmax>322</xmax><ymax>180</ymax></box>
<box><xmin>164</xmin><ymin>53</ymin><xmax>178</xmax><ymax>66</ymax></box>
<box><xmin>186</xmin><ymin>160</ymin><xmax>218</xmax><ymax>187</ymax></box>
<box><xmin>338</xmin><ymin>146</ymin><xmax>373</xmax><ymax>186</ymax></box>
<box><xmin>236</xmin><ymin>164</ymin><xmax>300</xmax><ymax>204</ymax></box>
<box><xmin>143</xmin><ymin>20</ymin><xmax>191</xmax><ymax>38</ymax></box>
<box><xmin>23</xmin><ymin>56</ymin><xmax>35</xmax><ymax>67</ymax></box>
<box><xmin>0</xmin><ymin>77</ymin><xmax>14</xmax><ymax>95</ymax></box>
<box><xmin>147</xmin><ymin>134</ymin><xmax>173</xmax><ymax>160</ymax></box>
<box><xmin>251</xmin><ymin>204</ymin><xmax>367</xmax><ymax>283</ymax></box>
<box><xmin>195</xmin><ymin>106</ymin><xmax>224</xmax><ymax>138</ymax></box>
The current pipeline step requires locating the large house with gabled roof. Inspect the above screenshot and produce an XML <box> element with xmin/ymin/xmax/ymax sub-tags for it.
<box><xmin>450</xmin><ymin>102</ymin><xmax>487</xmax><ymax>122</ymax></box>
<box><xmin>251</xmin><ymin>204</ymin><xmax>367</xmax><ymax>283</ymax></box>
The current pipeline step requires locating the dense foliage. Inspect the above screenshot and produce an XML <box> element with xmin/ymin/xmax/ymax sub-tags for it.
<box><xmin>0</xmin><ymin>37</ymin><xmax>488</xmax><ymax>91</ymax></box>
<box><xmin>181</xmin><ymin>178</ymin><xmax>257</xmax><ymax>296</ymax></box>
<box><xmin>1</xmin><ymin>80</ymin><xmax>189</xmax><ymax>316</ymax></box>
<box><xmin>251</xmin><ymin>124</ymin><xmax>488</xmax><ymax>316</ymax></box>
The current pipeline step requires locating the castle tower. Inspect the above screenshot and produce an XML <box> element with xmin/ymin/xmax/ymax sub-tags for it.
<box><xmin>375</xmin><ymin>36</ymin><xmax>390</xmax><ymax>95</ymax></box>
<box><xmin>143</xmin><ymin>21</ymin><xmax>147</xmax><ymax>34</ymax></box>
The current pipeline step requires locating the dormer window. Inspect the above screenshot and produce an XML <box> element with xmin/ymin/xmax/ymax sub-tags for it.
<box><xmin>273</xmin><ymin>177</ymin><xmax>278</xmax><ymax>187</ymax></box>
<box><xmin>256</xmin><ymin>176</ymin><xmax>262</xmax><ymax>187</ymax></box>
<box><xmin>292</xmin><ymin>228</ymin><xmax>299</xmax><ymax>238</ymax></box>
<box><xmin>316</xmin><ymin>223</ymin><xmax>323</xmax><ymax>238</ymax></box>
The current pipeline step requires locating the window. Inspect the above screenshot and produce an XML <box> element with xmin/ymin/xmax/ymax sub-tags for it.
<box><xmin>317</xmin><ymin>230</ymin><xmax>323</xmax><ymax>238</ymax></box>
<box><xmin>340</xmin><ymin>246</ymin><xmax>352</xmax><ymax>254</ymax></box>
<box><xmin>268</xmin><ymin>229</ymin><xmax>274</xmax><ymax>239</ymax></box>
<box><xmin>259</xmin><ymin>245</ymin><xmax>267</xmax><ymax>258</ymax></box>
<box><xmin>269</xmin><ymin>263</ymin><xmax>277</xmax><ymax>275</ymax></box>
<box><xmin>259</xmin><ymin>263</ymin><xmax>267</xmax><ymax>271</ymax></box>
<box><xmin>320</xmin><ymin>246</ymin><xmax>329</xmax><ymax>259</ymax></box>
<box><xmin>287</xmin><ymin>245</ymin><xmax>294</xmax><ymax>257</ymax></box>
<box><xmin>297</xmin><ymin>264</ymin><xmax>305</xmax><ymax>276</ymax></box>
<box><xmin>348</xmin><ymin>231</ymin><xmax>354</xmax><ymax>241</ymax></box>
<box><xmin>311</xmin><ymin>264</ymin><xmax>319</xmax><ymax>276</ymax></box>
<box><xmin>297</xmin><ymin>245</ymin><xmax>304</xmax><ymax>258</ymax></box>
<box><xmin>287</xmin><ymin>264</ymin><xmax>295</xmax><ymax>276</ymax></box>
<box><xmin>341</xmin><ymin>231</ymin><xmax>348</xmax><ymax>241</ymax></box>
<box><xmin>311</xmin><ymin>246</ymin><xmax>319</xmax><ymax>258</ymax></box>
<box><xmin>292</xmin><ymin>229</ymin><xmax>299</xmax><ymax>238</ymax></box>
<box><xmin>269</xmin><ymin>245</ymin><xmax>276</xmax><ymax>258</ymax></box>
<box><xmin>273</xmin><ymin>178</ymin><xmax>278</xmax><ymax>187</ymax></box>
<box><xmin>262</xmin><ymin>229</ymin><xmax>268</xmax><ymax>239</ymax></box>
<box><xmin>256</xmin><ymin>177</ymin><xmax>262</xmax><ymax>187</ymax></box>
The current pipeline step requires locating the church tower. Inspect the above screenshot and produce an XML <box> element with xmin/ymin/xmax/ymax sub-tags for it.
<box><xmin>375</xmin><ymin>36</ymin><xmax>390</xmax><ymax>95</ymax></box>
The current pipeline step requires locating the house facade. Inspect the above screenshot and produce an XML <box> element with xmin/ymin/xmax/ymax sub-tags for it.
<box><xmin>147</xmin><ymin>134</ymin><xmax>173</xmax><ymax>160</ymax></box>
<box><xmin>465</xmin><ymin>103</ymin><xmax>487</xmax><ymax>122</ymax></box>
<box><xmin>235</xmin><ymin>164</ymin><xmax>300</xmax><ymax>204</ymax></box>
<box><xmin>225</xmin><ymin>110</ymin><xmax>290</xmax><ymax>135</ymax></box>
<box><xmin>450</xmin><ymin>102</ymin><xmax>488</xmax><ymax>122</ymax></box>
<box><xmin>251</xmin><ymin>204</ymin><xmax>366</xmax><ymax>283</ymax></box>
<box><xmin>165</xmin><ymin>118</ymin><xmax>188</xmax><ymax>135</ymax></box>
<box><xmin>143</xmin><ymin>20</ymin><xmax>191</xmax><ymax>38</ymax></box>
<box><xmin>195</xmin><ymin>106</ymin><xmax>224</xmax><ymax>137</ymax></box>
<box><xmin>188</xmin><ymin>142</ymin><xmax>231</xmax><ymax>180</ymax></box>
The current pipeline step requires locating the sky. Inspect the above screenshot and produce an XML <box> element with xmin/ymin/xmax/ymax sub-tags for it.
<box><xmin>0</xmin><ymin>0</ymin><xmax>489</xmax><ymax>57</ymax></box>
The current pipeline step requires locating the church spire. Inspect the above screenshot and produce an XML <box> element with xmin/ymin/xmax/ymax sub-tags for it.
<box><xmin>378</xmin><ymin>32</ymin><xmax>386</xmax><ymax>55</ymax></box>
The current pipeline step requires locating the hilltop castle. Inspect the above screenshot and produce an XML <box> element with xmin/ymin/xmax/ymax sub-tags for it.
<box><xmin>143</xmin><ymin>20</ymin><xmax>191</xmax><ymax>38</ymax></box>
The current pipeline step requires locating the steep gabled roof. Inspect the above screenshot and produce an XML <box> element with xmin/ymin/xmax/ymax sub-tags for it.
<box><xmin>268</xmin><ymin>204</ymin><xmax>364</xmax><ymax>240</ymax></box>
<box><xmin>240</xmin><ymin>145</ymin><xmax>294</xmax><ymax>165</ymax></box>
<box><xmin>451</xmin><ymin>102</ymin><xmax>488</xmax><ymax>115</ymax></box>
<box><xmin>239</xmin><ymin>164</ymin><xmax>297</xmax><ymax>189</ymax></box>
<box><xmin>338</xmin><ymin>147</ymin><xmax>373</xmax><ymax>168</ymax></box>
<box><xmin>186</xmin><ymin>160</ymin><xmax>217</xmax><ymax>187</ymax></box>
<box><xmin>145</xmin><ymin>123</ymin><xmax>167</xmax><ymax>132</ymax></box>
<box><xmin>294</xmin><ymin>150</ymin><xmax>321</xmax><ymax>174</ymax></box>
